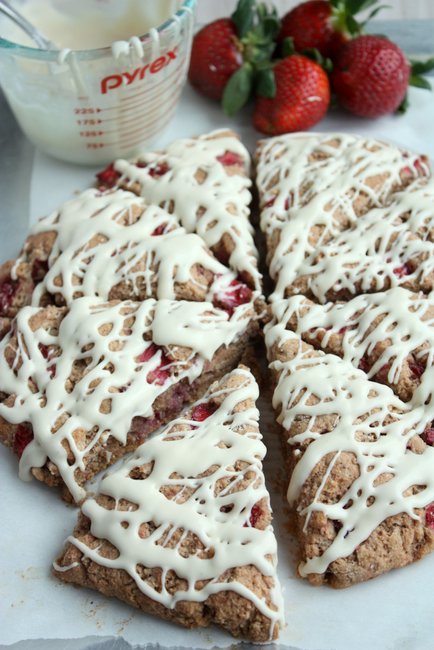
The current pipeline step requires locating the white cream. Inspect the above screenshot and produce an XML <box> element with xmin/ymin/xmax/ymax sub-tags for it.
<box><xmin>0</xmin><ymin>0</ymin><xmax>178</xmax><ymax>50</ymax></box>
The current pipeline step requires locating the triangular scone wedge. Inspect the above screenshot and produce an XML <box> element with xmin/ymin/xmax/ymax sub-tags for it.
<box><xmin>265</xmin><ymin>309</ymin><xmax>434</xmax><ymax>588</ymax></box>
<box><xmin>270</xmin><ymin>289</ymin><xmax>434</xmax><ymax>403</ymax></box>
<box><xmin>53</xmin><ymin>366</ymin><xmax>283</xmax><ymax>642</ymax></box>
<box><xmin>96</xmin><ymin>129</ymin><xmax>261</xmax><ymax>290</ymax></box>
<box><xmin>0</xmin><ymin>297</ymin><xmax>258</xmax><ymax>503</ymax></box>
<box><xmin>255</xmin><ymin>132</ymin><xmax>430</xmax><ymax>299</ymax></box>
<box><xmin>0</xmin><ymin>186</ymin><xmax>260</xmax><ymax>335</ymax></box>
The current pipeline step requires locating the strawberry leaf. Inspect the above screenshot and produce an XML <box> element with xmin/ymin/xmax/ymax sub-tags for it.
<box><xmin>222</xmin><ymin>63</ymin><xmax>254</xmax><ymax>116</ymax></box>
<box><xmin>344</xmin><ymin>0</ymin><xmax>379</xmax><ymax>13</ymax></box>
<box><xmin>231</xmin><ymin>0</ymin><xmax>256</xmax><ymax>38</ymax></box>
<box><xmin>397</xmin><ymin>93</ymin><xmax>409</xmax><ymax>114</ymax></box>
<box><xmin>411</xmin><ymin>58</ymin><xmax>434</xmax><ymax>75</ymax></box>
<box><xmin>410</xmin><ymin>76</ymin><xmax>432</xmax><ymax>91</ymax></box>
<box><xmin>360</xmin><ymin>5</ymin><xmax>390</xmax><ymax>26</ymax></box>
<box><xmin>256</xmin><ymin>4</ymin><xmax>281</xmax><ymax>40</ymax></box>
<box><xmin>282</xmin><ymin>36</ymin><xmax>296</xmax><ymax>58</ymax></box>
<box><xmin>256</xmin><ymin>67</ymin><xmax>276</xmax><ymax>98</ymax></box>
<box><xmin>302</xmin><ymin>48</ymin><xmax>333</xmax><ymax>73</ymax></box>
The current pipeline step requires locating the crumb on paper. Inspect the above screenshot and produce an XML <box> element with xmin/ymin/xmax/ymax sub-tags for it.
<box><xmin>116</xmin><ymin>614</ymin><xmax>134</xmax><ymax>634</ymax></box>
<box><xmin>81</xmin><ymin>597</ymin><xmax>108</xmax><ymax>630</ymax></box>
<box><xmin>15</xmin><ymin>566</ymin><xmax>45</xmax><ymax>581</ymax></box>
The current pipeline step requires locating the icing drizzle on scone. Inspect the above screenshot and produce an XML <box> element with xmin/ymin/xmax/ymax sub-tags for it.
<box><xmin>271</xmin><ymin>202</ymin><xmax>434</xmax><ymax>302</ymax></box>
<box><xmin>272</xmin><ymin>289</ymin><xmax>434</xmax><ymax>401</ymax></box>
<box><xmin>110</xmin><ymin>130</ymin><xmax>261</xmax><ymax>288</ymax></box>
<box><xmin>265</xmin><ymin>323</ymin><xmax>434</xmax><ymax>578</ymax></box>
<box><xmin>0</xmin><ymin>298</ymin><xmax>253</xmax><ymax>501</ymax></box>
<box><xmin>13</xmin><ymin>188</ymin><xmax>252</xmax><ymax>307</ymax></box>
<box><xmin>56</xmin><ymin>368</ymin><xmax>284</xmax><ymax>638</ymax></box>
<box><xmin>256</xmin><ymin>133</ymin><xmax>430</xmax><ymax>285</ymax></box>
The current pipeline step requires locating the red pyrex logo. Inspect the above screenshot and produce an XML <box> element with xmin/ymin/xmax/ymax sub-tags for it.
<box><xmin>101</xmin><ymin>48</ymin><xmax>178</xmax><ymax>95</ymax></box>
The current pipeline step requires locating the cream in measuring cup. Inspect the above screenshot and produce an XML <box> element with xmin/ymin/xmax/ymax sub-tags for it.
<box><xmin>0</xmin><ymin>0</ymin><xmax>196</xmax><ymax>164</ymax></box>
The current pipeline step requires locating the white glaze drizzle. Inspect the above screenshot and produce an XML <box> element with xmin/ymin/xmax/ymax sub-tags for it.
<box><xmin>273</xmin><ymin>289</ymin><xmax>434</xmax><ymax>394</ymax></box>
<box><xmin>60</xmin><ymin>368</ymin><xmax>284</xmax><ymax>637</ymax></box>
<box><xmin>256</xmin><ymin>133</ymin><xmax>430</xmax><ymax>288</ymax></box>
<box><xmin>264</xmin><ymin>317</ymin><xmax>434</xmax><ymax>578</ymax></box>
<box><xmin>0</xmin><ymin>298</ymin><xmax>252</xmax><ymax>502</ymax></box>
<box><xmin>18</xmin><ymin>188</ymin><xmax>240</xmax><ymax>306</ymax></box>
<box><xmin>113</xmin><ymin>130</ymin><xmax>261</xmax><ymax>289</ymax></box>
<box><xmin>270</xmin><ymin>205</ymin><xmax>434</xmax><ymax>302</ymax></box>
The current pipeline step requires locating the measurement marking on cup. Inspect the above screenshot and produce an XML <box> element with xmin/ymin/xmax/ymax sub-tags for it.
<box><xmin>103</xmin><ymin>94</ymin><xmax>181</xmax><ymax>138</ymax></box>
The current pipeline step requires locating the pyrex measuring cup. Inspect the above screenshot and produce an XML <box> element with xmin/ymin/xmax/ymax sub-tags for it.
<box><xmin>0</xmin><ymin>0</ymin><xmax>197</xmax><ymax>164</ymax></box>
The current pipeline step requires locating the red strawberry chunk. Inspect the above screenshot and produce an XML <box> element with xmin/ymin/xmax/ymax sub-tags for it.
<box><xmin>151</xmin><ymin>224</ymin><xmax>167</xmax><ymax>237</ymax></box>
<box><xmin>96</xmin><ymin>163</ymin><xmax>121</xmax><ymax>190</ymax></box>
<box><xmin>215</xmin><ymin>278</ymin><xmax>253</xmax><ymax>316</ymax></box>
<box><xmin>38</xmin><ymin>343</ymin><xmax>56</xmax><ymax>377</ymax></box>
<box><xmin>244</xmin><ymin>503</ymin><xmax>262</xmax><ymax>528</ymax></box>
<box><xmin>0</xmin><ymin>276</ymin><xmax>18</xmax><ymax>314</ymax></box>
<box><xmin>426</xmin><ymin>503</ymin><xmax>434</xmax><ymax>529</ymax></box>
<box><xmin>376</xmin><ymin>363</ymin><xmax>392</xmax><ymax>382</ymax></box>
<box><xmin>13</xmin><ymin>424</ymin><xmax>33</xmax><ymax>459</ymax></box>
<box><xmin>408</xmin><ymin>360</ymin><xmax>425</xmax><ymax>379</ymax></box>
<box><xmin>148</xmin><ymin>162</ymin><xmax>170</xmax><ymax>178</ymax></box>
<box><xmin>422</xmin><ymin>428</ymin><xmax>434</xmax><ymax>446</ymax></box>
<box><xmin>191</xmin><ymin>402</ymin><xmax>218</xmax><ymax>422</ymax></box>
<box><xmin>137</xmin><ymin>343</ymin><xmax>160</xmax><ymax>363</ymax></box>
<box><xmin>358</xmin><ymin>355</ymin><xmax>370</xmax><ymax>373</ymax></box>
<box><xmin>31</xmin><ymin>259</ymin><xmax>49</xmax><ymax>283</ymax></box>
<box><xmin>264</xmin><ymin>196</ymin><xmax>276</xmax><ymax>208</ymax></box>
<box><xmin>137</xmin><ymin>343</ymin><xmax>172</xmax><ymax>386</ymax></box>
<box><xmin>216</xmin><ymin>151</ymin><xmax>244</xmax><ymax>167</ymax></box>
<box><xmin>393</xmin><ymin>263</ymin><xmax>412</xmax><ymax>279</ymax></box>
<box><xmin>147</xmin><ymin>361</ymin><xmax>171</xmax><ymax>386</ymax></box>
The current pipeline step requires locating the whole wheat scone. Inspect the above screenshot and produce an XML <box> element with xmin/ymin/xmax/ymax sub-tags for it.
<box><xmin>0</xmin><ymin>187</ymin><xmax>260</xmax><ymax>330</ymax></box>
<box><xmin>264</xmin><ymin>315</ymin><xmax>434</xmax><ymax>588</ymax></box>
<box><xmin>270</xmin><ymin>289</ymin><xmax>434</xmax><ymax>403</ymax></box>
<box><xmin>0</xmin><ymin>297</ymin><xmax>258</xmax><ymax>503</ymax></box>
<box><xmin>53</xmin><ymin>366</ymin><xmax>283</xmax><ymax>642</ymax></box>
<box><xmin>270</xmin><ymin>198</ymin><xmax>434</xmax><ymax>303</ymax></box>
<box><xmin>95</xmin><ymin>129</ymin><xmax>261</xmax><ymax>290</ymax></box>
<box><xmin>255</xmin><ymin>133</ymin><xmax>430</xmax><ymax>298</ymax></box>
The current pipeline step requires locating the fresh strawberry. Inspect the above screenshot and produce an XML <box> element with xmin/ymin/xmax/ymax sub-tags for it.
<box><xmin>188</xmin><ymin>0</ymin><xmax>280</xmax><ymax>113</ymax></box>
<box><xmin>277</xmin><ymin>0</ymin><xmax>383</xmax><ymax>60</ymax></box>
<box><xmin>253</xmin><ymin>54</ymin><xmax>330</xmax><ymax>134</ymax></box>
<box><xmin>189</xmin><ymin>18</ymin><xmax>243</xmax><ymax>101</ymax></box>
<box><xmin>332</xmin><ymin>35</ymin><xmax>411</xmax><ymax>118</ymax></box>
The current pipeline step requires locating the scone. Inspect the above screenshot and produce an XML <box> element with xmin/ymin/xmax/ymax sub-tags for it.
<box><xmin>53</xmin><ymin>366</ymin><xmax>283</xmax><ymax>642</ymax></box>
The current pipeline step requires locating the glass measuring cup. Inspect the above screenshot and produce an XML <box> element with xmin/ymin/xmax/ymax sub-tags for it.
<box><xmin>0</xmin><ymin>0</ymin><xmax>197</xmax><ymax>164</ymax></box>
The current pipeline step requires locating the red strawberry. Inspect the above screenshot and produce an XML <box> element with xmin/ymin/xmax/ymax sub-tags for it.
<box><xmin>191</xmin><ymin>402</ymin><xmax>218</xmax><ymax>422</ymax></box>
<box><xmin>332</xmin><ymin>35</ymin><xmax>411</xmax><ymax>118</ymax></box>
<box><xmin>188</xmin><ymin>0</ymin><xmax>281</xmax><ymax>113</ymax></box>
<box><xmin>189</xmin><ymin>19</ymin><xmax>243</xmax><ymax>101</ymax></box>
<box><xmin>96</xmin><ymin>163</ymin><xmax>121</xmax><ymax>190</ymax></box>
<box><xmin>278</xmin><ymin>1</ymin><xmax>348</xmax><ymax>60</ymax></box>
<box><xmin>0</xmin><ymin>276</ymin><xmax>18</xmax><ymax>315</ymax></box>
<box><xmin>253</xmin><ymin>54</ymin><xmax>330</xmax><ymax>134</ymax></box>
<box><xmin>13</xmin><ymin>424</ymin><xmax>33</xmax><ymax>459</ymax></box>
